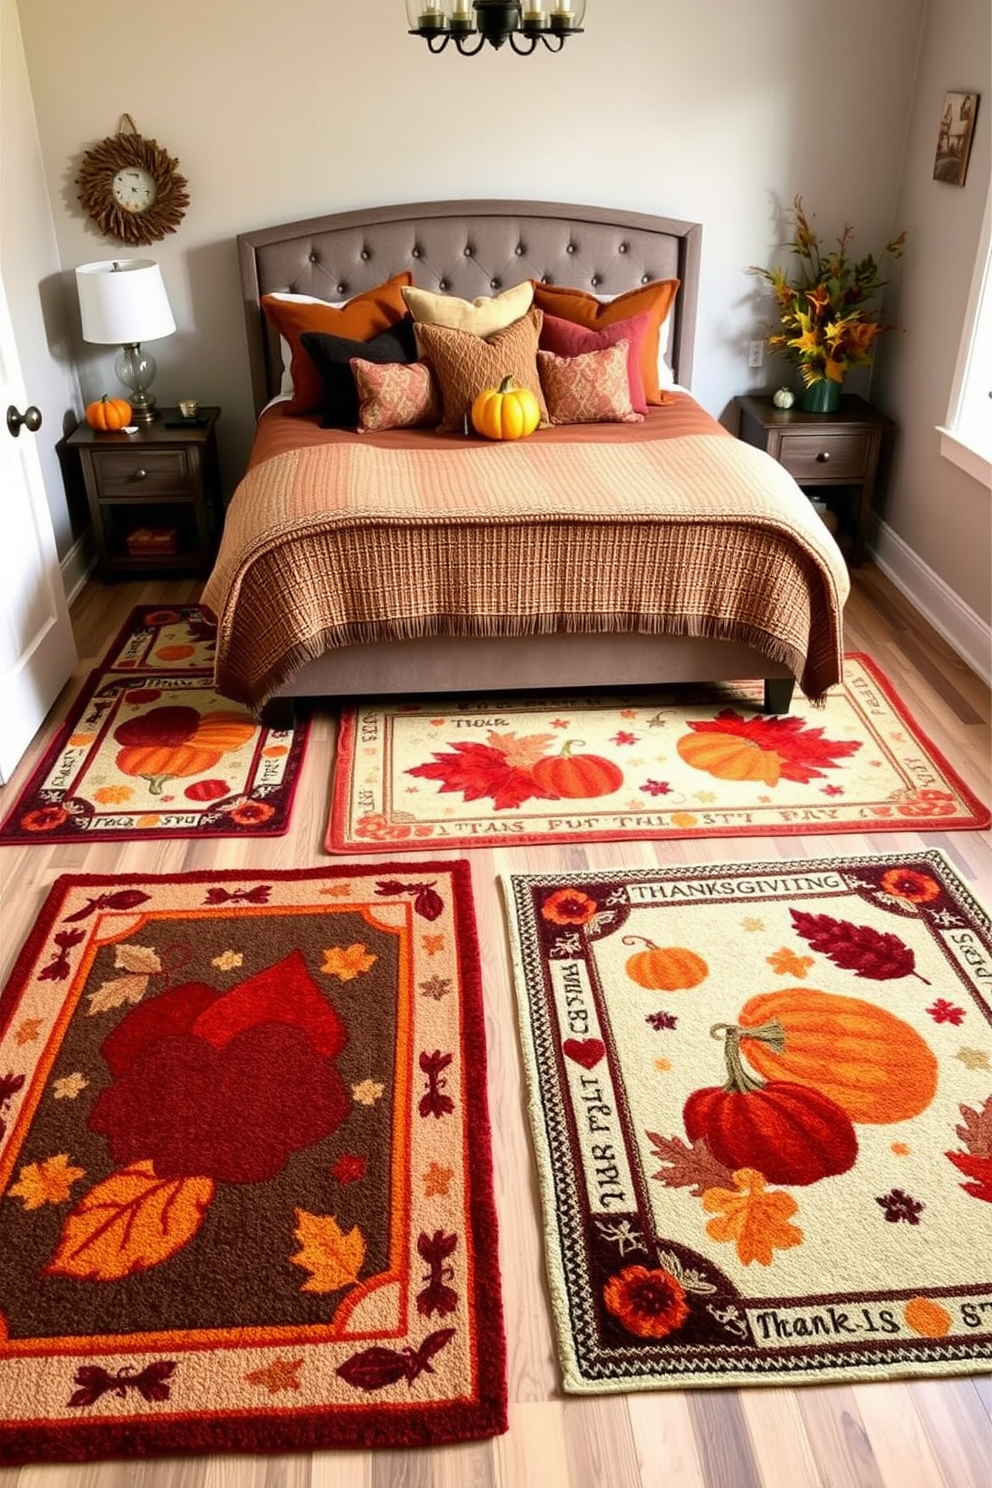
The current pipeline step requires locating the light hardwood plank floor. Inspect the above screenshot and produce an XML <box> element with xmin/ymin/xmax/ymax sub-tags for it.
<box><xmin>0</xmin><ymin>564</ymin><xmax>989</xmax><ymax>1487</ymax></box>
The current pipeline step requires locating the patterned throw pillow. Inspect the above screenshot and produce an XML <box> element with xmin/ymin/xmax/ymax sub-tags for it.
<box><xmin>350</xmin><ymin>358</ymin><xmax>440</xmax><ymax>432</ymax></box>
<box><xmin>537</xmin><ymin>341</ymin><xmax>644</xmax><ymax>425</ymax></box>
<box><xmin>539</xmin><ymin>311</ymin><xmax>651</xmax><ymax>413</ymax></box>
<box><xmin>531</xmin><ymin>278</ymin><xmax>679</xmax><ymax>404</ymax></box>
<box><xmin>416</xmin><ymin>309</ymin><xmax>549</xmax><ymax>434</ymax></box>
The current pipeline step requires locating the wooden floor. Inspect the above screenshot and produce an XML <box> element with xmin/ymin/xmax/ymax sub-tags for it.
<box><xmin>1</xmin><ymin>564</ymin><xmax>990</xmax><ymax>1487</ymax></box>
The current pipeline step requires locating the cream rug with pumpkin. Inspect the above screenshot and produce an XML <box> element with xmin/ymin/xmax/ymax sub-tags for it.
<box><xmin>502</xmin><ymin>850</ymin><xmax>992</xmax><ymax>1391</ymax></box>
<box><xmin>0</xmin><ymin>607</ymin><xmax>309</xmax><ymax>844</ymax></box>
<box><xmin>325</xmin><ymin>654</ymin><xmax>987</xmax><ymax>852</ymax></box>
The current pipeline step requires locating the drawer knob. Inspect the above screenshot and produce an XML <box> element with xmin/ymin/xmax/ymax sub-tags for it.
<box><xmin>134</xmin><ymin>468</ymin><xmax>148</xmax><ymax>480</ymax></box>
<box><xmin>815</xmin><ymin>450</ymin><xmax>831</xmax><ymax>463</ymax></box>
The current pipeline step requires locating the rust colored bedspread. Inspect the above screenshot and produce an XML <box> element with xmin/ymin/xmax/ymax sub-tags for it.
<box><xmin>201</xmin><ymin>395</ymin><xmax>849</xmax><ymax>710</ymax></box>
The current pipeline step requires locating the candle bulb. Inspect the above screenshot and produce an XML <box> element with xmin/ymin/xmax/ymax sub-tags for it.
<box><xmin>451</xmin><ymin>0</ymin><xmax>470</xmax><ymax>12</ymax></box>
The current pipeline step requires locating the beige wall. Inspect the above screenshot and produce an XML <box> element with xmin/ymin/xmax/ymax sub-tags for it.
<box><xmin>11</xmin><ymin>0</ymin><xmax>988</xmax><ymax>636</ymax></box>
<box><xmin>871</xmin><ymin>0</ymin><xmax>991</xmax><ymax>624</ymax></box>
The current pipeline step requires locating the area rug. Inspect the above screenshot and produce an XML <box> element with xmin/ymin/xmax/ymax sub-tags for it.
<box><xmin>0</xmin><ymin>606</ymin><xmax>309</xmax><ymax>844</ymax></box>
<box><xmin>502</xmin><ymin>850</ymin><xmax>992</xmax><ymax>1391</ymax></box>
<box><xmin>0</xmin><ymin>861</ymin><xmax>506</xmax><ymax>1464</ymax></box>
<box><xmin>325</xmin><ymin>654</ymin><xmax>989</xmax><ymax>853</ymax></box>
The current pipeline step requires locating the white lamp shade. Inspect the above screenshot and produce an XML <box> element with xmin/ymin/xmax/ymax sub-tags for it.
<box><xmin>75</xmin><ymin>259</ymin><xmax>176</xmax><ymax>345</ymax></box>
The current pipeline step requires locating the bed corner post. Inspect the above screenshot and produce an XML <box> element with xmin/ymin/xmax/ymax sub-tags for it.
<box><xmin>762</xmin><ymin>677</ymin><xmax>795</xmax><ymax>714</ymax></box>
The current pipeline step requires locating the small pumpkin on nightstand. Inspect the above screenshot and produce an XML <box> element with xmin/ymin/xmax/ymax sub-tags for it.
<box><xmin>85</xmin><ymin>395</ymin><xmax>132</xmax><ymax>431</ymax></box>
<box><xmin>772</xmin><ymin>387</ymin><xmax>795</xmax><ymax>410</ymax></box>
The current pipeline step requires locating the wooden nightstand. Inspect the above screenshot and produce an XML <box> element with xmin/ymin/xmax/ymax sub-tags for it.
<box><xmin>66</xmin><ymin>407</ymin><xmax>221</xmax><ymax>581</ymax></box>
<box><xmin>736</xmin><ymin>393</ymin><xmax>894</xmax><ymax>566</ymax></box>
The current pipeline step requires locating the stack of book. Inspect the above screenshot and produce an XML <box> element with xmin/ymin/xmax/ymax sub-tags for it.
<box><xmin>126</xmin><ymin>527</ymin><xmax>179</xmax><ymax>557</ymax></box>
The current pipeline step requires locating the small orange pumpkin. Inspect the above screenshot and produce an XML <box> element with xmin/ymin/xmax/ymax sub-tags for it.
<box><xmin>735</xmin><ymin>987</ymin><xmax>937</xmax><ymax>1124</ymax></box>
<box><xmin>676</xmin><ymin>731</ymin><xmax>781</xmax><ymax>784</ymax></box>
<box><xmin>85</xmin><ymin>395</ymin><xmax>132</xmax><ymax>431</ymax></box>
<box><xmin>531</xmin><ymin>741</ymin><xmax>623</xmax><ymax>799</ymax></box>
<box><xmin>189</xmin><ymin>711</ymin><xmax>257</xmax><ymax>753</ymax></box>
<box><xmin>622</xmin><ymin>937</ymin><xmax>709</xmax><ymax>991</ymax></box>
<box><xmin>471</xmin><ymin>376</ymin><xmax>540</xmax><ymax>441</ymax></box>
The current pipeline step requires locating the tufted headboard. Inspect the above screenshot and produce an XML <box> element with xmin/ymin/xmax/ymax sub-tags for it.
<box><xmin>237</xmin><ymin>199</ymin><xmax>702</xmax><ymax>416</ymax></box>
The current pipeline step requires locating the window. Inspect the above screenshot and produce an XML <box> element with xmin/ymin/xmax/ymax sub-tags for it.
<box><xmin>939</xmin><ymin>185</ymin><xmax>992</xmax><ymax>486</ymax></box>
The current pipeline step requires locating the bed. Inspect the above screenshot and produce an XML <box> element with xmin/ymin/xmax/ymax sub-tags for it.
<box><xmin>202</xmin><ymin>199</ymin><xmax>849</xmax><ymax>720</ymax></box>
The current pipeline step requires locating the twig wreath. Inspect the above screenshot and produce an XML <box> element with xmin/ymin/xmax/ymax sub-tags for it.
<box><xmin>76</xmin><ymin>114</ymin><xmax>189</xmax><ymax>246</ymax></box>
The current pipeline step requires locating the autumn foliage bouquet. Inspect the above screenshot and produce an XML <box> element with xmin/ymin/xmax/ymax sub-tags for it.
<box><xmin>753</xmin><ymin>196</ymin><xmax>905</xmax><ymax>387</ymax></box>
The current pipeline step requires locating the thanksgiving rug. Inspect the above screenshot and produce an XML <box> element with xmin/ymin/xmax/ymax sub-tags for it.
<box><xmin>0</xmin><ymin>861</ymin><xmax>506</xmax><ymax>1464</ymax></box>
<box><xmin>326</xmin><ymin>654</ymin><xmax>988</xmax><ymax>852</ymax></box>
<box><xmin>502</xmin><ymin>851</ymin><xmax>992</xmax><ymax>1392</ymax></box>
<box><xmin>0</xmin><ymin>607</ymin><xmax>309</xmax><ymax>843</ymax></box>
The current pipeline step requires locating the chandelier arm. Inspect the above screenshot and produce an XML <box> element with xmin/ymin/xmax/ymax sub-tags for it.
<box><xmin>538</xmin><ymin>31</ymin><xmax>566</xmax><ymax>51</ymax></box>
<box><xmin>425</xmin><ymin>32</ymin><xmax>451</xmax><ymax>52</ymax></box>
<box><xmin>508</xmin><ymin>31</ymin><xmax>540</xmax><ymax>54</ymax></box>
<box><xmin>454</xmin><ymin>30</ymin><xmax>489</xmax><ymax>54</ymax></box>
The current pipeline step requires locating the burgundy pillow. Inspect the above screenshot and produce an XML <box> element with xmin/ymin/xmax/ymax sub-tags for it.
<box><xmin>538</xmin><ymin>310</ymin><xmax>652</xmax><ymax>414</ymax></box>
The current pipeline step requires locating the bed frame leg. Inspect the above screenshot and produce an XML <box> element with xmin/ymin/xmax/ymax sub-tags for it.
<box><xmin>260</xmin><ymin>697</ymin><xmax>297</xmax><ymax>731</ymax></box>
<box><xmin>763</xmin><ymin>677</ymin><xmax>794</xmax><ymax>714</ymax></box>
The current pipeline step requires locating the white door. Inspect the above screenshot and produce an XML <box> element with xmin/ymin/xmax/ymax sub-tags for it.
<box><xmin>0</xmin><ymin>266</ymin><xmax>76</xmax><ymax>782</ymax></box>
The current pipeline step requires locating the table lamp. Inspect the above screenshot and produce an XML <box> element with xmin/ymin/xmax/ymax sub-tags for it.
<box><xmin>75</xmin><ymin>259</ymin><xmax>176</xmax><ymax>423</ymax></box>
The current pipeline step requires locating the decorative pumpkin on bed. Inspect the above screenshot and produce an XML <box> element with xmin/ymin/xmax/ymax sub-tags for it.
<box><xmin>471</xmin><ymin>376</ymin><xmax>541</xmax><ymax>441</ymax></box>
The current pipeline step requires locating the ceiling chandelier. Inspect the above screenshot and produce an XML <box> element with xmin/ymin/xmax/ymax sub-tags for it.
<box><xmin>407</xmin><ymin>1</ymin><xmax>586</xmax><ymax>54</ymax></box>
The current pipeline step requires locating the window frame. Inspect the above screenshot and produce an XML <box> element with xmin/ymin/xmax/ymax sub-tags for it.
<box><xmin>938</xmin><ymin>184</ymin><xmax>992</xmax><ymax>487</ymax></box>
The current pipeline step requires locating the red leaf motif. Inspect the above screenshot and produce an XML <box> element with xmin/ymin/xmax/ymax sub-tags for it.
<box><xmin>63</xmin><ymin>891</ymin><xmax>151</xmax><ymax>923</ymax></box>
<box><xmin>683</xmin><ymin>711</ymin><xmax>861</xmax><ymax>783</ymax></box>
<box><xmin>406</xmin><ymin>741</ymin><xmax>551</xmax><ymax>810</ymax></box>
<box><xmin>336</xmin><ymin>1329</ymin><xmax>456</xmax><ymax>1392</ymax></box>
<box><xmin>946</xmin><ymin>1151</ymin><xmax>992</xmax><ymax>1203</ymax></box>
<box><xmin>789</xmin><ymin>908</ymin><xmax>927</xmax><ymax>982</ymax></box>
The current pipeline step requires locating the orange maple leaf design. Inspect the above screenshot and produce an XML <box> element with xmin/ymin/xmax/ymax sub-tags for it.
<box><xmin>701</xmin><ymin>1168</ymin><xmax>803</xmax><ymax>1266</ymax></box>
<box><xmin>766</xmin><ymin>947</ymin><xmax>815</xmax><ymax>978</ymax></box>
<box><xmin>424</xmin><ymin>1162</ymin><xmax>454</xmax><ymax>1197</ymax></box>
<box><xmin>320</xmin><ymin>943</ymin><xmax>377</xmax><ymax>981</ymax></box>
<box><xmin>46</xmin><ymin>1160</ymin><xmax>214</xmax><ymax>1280</ymax></box>
<box><xmin>9</xmin><ymin>1154</ymin><xmax>86</xmax><ymax>1210</ymax></box>
<box><xmin>319</xmin><ymin>883</ymin><xmax>353</xmax><ymax>897</ymax></box>
<box><xmin>15</xmin><ymin>1019</ymin><xmax>44</xmax><ymax>1046</ymax></box>
<box><xmin>422</xmin><ymin>933</ymin><xmax>446</xmax><ymax>956</ymax></box>
<box><xmin>290</xmin><ymin>1209</ymin><xmax>366</xmax><ymax>1293</ymax></box>
<box><xmin>244</xmin><ymin>1357</ymin><xmax>304</xmax><ymax>1393</ymax></box>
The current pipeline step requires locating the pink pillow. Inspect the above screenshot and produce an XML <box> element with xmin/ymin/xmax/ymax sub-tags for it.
<box><xmin>537</xmin><ymin>342</ymin><xmax>644</xmax><ymax>426</ymax></box>
<box><xmin>539</xmin><ymin>311</ymin><xmax>651</xmax><ymax>414</ymax></box>
<box><xmin>350</xmin><ymin>358</ymin><xmax>440</xmax><ymax>431</ymax></box>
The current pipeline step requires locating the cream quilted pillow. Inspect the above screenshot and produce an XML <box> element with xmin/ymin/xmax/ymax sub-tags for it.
<box><xmin>402</xmin><ymin>280</ymin><xmax>534</xmax><ymax>337</ymax></box>
<box><xmin>417</xmin><ymin>309</ymin><xmax>549</xmax><ymax>434</ymax></box>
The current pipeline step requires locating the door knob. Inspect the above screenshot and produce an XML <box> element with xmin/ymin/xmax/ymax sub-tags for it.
<box><xmin>6</xmin><ymin>404</ymin><xmax>43</xmax><ymax>438</ymax></box>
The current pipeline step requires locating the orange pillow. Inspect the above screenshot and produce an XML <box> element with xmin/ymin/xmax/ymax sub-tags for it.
<box><xmin>262</xmin><ymin>272</ymin><xmax>413</xmax><ymax>414</ymax></box>
<box><xmin>530</xmin><ymin>278</ymin><xmax>679</xmax><ymax>404</ymax></box>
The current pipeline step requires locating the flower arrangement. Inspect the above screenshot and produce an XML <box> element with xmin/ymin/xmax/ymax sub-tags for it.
<box><xmin>752</xmin><ymin>196</ymin><xmax>905</xmax><ymax>389</ymax></box>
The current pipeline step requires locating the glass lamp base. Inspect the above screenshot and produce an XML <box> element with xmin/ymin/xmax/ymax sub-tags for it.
<box><xmin>116</xmin><ymin>343</ymin><xmax>160</xmax><ymax>422</ymax></box>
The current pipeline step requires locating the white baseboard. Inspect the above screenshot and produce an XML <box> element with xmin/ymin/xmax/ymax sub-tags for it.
<box><xmin>61</xmin><ymin>531</ymin><xmax>96</xmax><ymax>607</ymax></box>
<box><xmin>868</xmin><ymin>518</ymin><xmax>992</xmax><ymax>687</ymax></box>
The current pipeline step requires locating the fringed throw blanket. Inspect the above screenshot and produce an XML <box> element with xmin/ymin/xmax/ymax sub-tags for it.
<box><xmin>202</xmin><ymin>403</ymin><xmax>850</xmax><ymax>711</ymax></box>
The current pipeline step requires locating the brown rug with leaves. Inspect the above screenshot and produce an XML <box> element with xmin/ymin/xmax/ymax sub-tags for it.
<box><xmin>504</xmin><ymin>851</ymin><xmax>992</xmax><ymax>1391</ymax></box>
<box><xmin>0</xmin><ymin>862</ymin><xmax>506</xmax><ymax>1464</ymax></box>
<box><xmin>0</xmin><ymin>607</ymin><xmax>309</xmax><ymax>844</ymax></box>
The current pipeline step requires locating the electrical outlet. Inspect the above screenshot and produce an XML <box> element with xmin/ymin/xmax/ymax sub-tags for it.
<box><xmin>748</xmin><ymin>340</ymin><xmax>765</xmax><ymax>369</ymax></box>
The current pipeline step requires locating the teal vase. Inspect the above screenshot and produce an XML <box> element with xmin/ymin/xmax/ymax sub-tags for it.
<box><xmin>799</xmin><ymin>379</ymin><xmax>842</xmax><ymax>414</ymax></box>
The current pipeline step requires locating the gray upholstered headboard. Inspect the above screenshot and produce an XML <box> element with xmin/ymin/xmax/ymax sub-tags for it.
<box><xmin>237</xmin><ymin>199</ymin><xmax>702</xmax><ymax>416</ymax></box>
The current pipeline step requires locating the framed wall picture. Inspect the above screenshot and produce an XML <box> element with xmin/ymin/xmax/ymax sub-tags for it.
<box><xmin>933</xmin><ymin>91</ymin><xmax>979</xmax><ymax>186</ymax></box>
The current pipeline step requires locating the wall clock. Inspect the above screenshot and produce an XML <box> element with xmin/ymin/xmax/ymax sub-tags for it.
<box><xmin>76</xmin><ymin>114</ymin><xmax>189</xmax><ymax>247</ymax></box>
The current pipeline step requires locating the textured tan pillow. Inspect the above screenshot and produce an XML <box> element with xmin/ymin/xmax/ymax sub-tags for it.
<box><xmin>402</xmin><ymin>281</ymin><xmax>534</xmax><ymax>337</ymax></box>
<box><xmin>417</xmin><ymin>309</ymin><xmax>549</xmax><ymax>433</ymax></box>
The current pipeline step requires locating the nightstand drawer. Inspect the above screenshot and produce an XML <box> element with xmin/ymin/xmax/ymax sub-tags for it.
<box><xmin>90</xmin><ymin>449</ymin><xmax>190</xmax><ymax>497</ymax></box>
<box><xmin>776</xmin><ymin>432</ymin><xmax>870</xmax><ymax>482</ymax></box>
